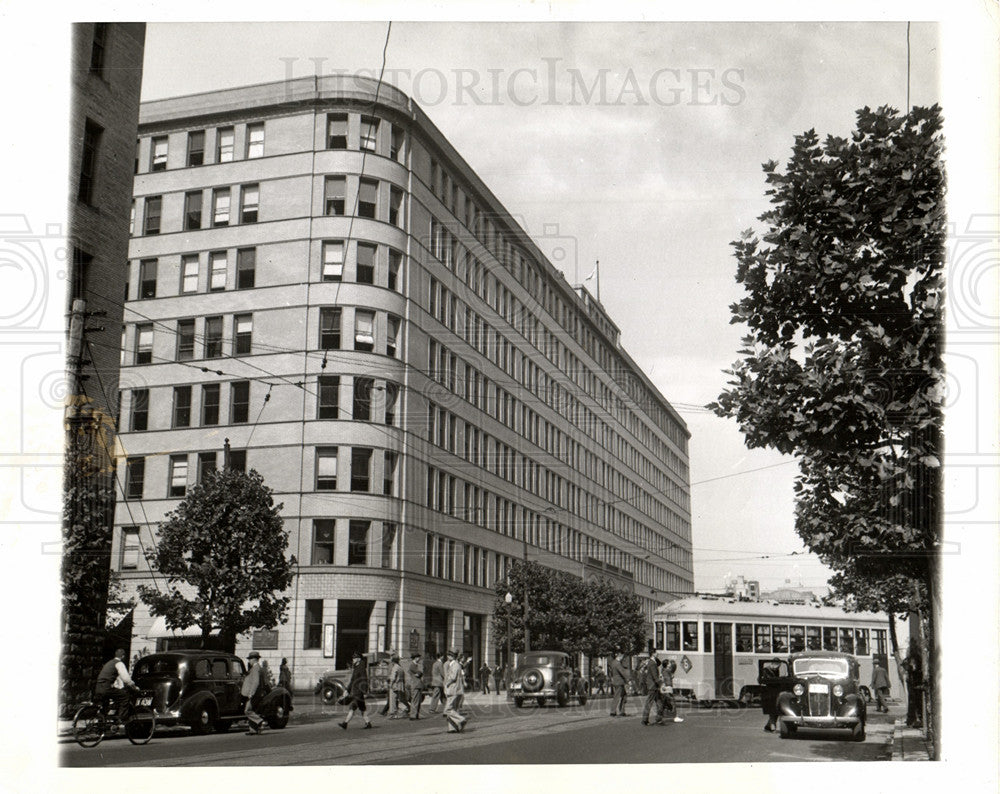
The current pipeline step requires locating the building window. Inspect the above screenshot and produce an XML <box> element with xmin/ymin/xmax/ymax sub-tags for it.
<box><xmin>388</xmin><ymin>249</ymin><xmax>401</xmax><ymax>291</ymax></box>
<box><xmin>312</xmin><ymin>520</ymin><xmax>335</xmax><ymax>564</ymax></box>
<box><xmin>168</xmin><ymin>454</ymin><xmax>188</xmax><ymax>497</ymax></box>
<box><xmin>326</xmin><ymin>113</ymin><xmax>347</xmax><ymax>149</ymax></box>
<box><xmin>89</xmin><ymin>23</ymin><xmax>107</xmax><ymax>75</ymax></box>
<box><xmin>348</xmin><ymin>520</ymin><xmax>369</xmax><ymax>565</ymax></box>
<box><xmin>389</xmin><ymin>187</ymin><xmax>403</xmax><ymax>226</ymax></box>
<box><xmin>230</xmin><ymin>380</ymin><xmax>250</xmax><ymax>423</ymax></box>
<box><xmin>198</xmin><ymin>451</ymin><xmax>217</xmax><ymax>484</ymax></box>
<box><xmin>180</xmin><ymin>255</ymin><xmax>199</xmax><ymax>293</ymax></box>
<box><xmin>129</xmin><ymin>389</ymin><xmax>149</xmax><ymax>431</ymax></box>
<box><xmin>233</xmin><ymin>314</ymin><xmax>252</xmax><ymax>355</ymax></box>
<box><xmin>386</xmin><ymin>315</ymin><xmax>400</xmax><ymax>358</ymax></box>
<box><xmin>390</xmin><ymin>124</ymin><xmax>404</xmax><ymax>161</ymax></box>
<box><xmin>324</xmin><ymin>176</ymin><xmax>345</xmax><ymax>215</ymax></box>
<box><xmin>216</xmin><ymin>126</ymin><xmax>235</xmax><ymax>162</ymax></box>
<box><xmin>187</xmin><ymin>130</ymin><xmax>205</xmax><ymax>166</ymax></box>
<box><xmin>358</xmin><ymin>179</ymin><xmax>377</xmax><ymax>219</ymax></box>
<box><xmin>139</xmin><ymin>259</ymin><xmax>157</xmax><ymax>299</ymax></box>
<box><xmin>150</xmin><ymin>136</ymin><xmax>168</xmax><ymax>171</ymax></box>
<box><xmin>209</xmin><ymin>251</ymin><xmax>227</xmax><ymax>291</ymax></box>
<box><xmin>236</xmin><ymin>248</ymin><xmax>255</xmax><ymax>290</ymax></box>
<box><xmin>321</xmin><ymin>241</ymin><xmax>344</xmax><ymax>281</ymax></box>
<box><xmin>172</xmin><ymin>386</ymin><xmax>192</xmax><ymax>428</ymax></box>
<box><xmin>120</xmin><ymin>527</ymin><xmax>140</xmax><ymax>570</ymax></box>
<box><xmin>383</xmin><ymin>451</ymin><xmax>397</xmax><ymax>495</ymax></box>
<box><xmin>212</xmin><ymin>188</ymin><xmax>231</xmax><ymax>227</ymax></box>
<box><xmin>184</xmin><ymin>191</ymin><xmax>202</xmax><ymax>230</ymax></box>
<box><xmin>246</xmin><ymin>122</ymin><xmax>265</xmax><ymax>158</ymax></box>
<box><xmin>317</xmin><ymin>375</ymin><xmax>339</xmax><ymax>419</ymax></box>
<box><xmin>125</xmin><ymin>457</ymin><xmax>145</xmax><ymax>499</ymax></box>
<box><xmin>204</xmin><ymin>316</ymin><xmax>223</xmax><ymax>358</ymax></box>
<box><xmin>143</xmin><ymin>196</ymin><xmax>161</xmax><ymax>235</ymax></box>
<box><xmin>228</xmin><ymin>449</ymin><xmax>247</xmax><ymax>473</ymax></box>
<box><xmin>240</xmin><ymin>183</ymin><xmax>259</xmax><ymax>223</ymax></box>
<box><xmin>176</xmin><ymin>319</ymin><xmax>195</xmax><ymax>361</ymax></box>
<box><xmin>316</xmin><ymin>447</ymin><xmax>338</xmax><ymax>490</ymax></box>
<box><xmin>319</xmin><ymin>307</ymin><xmax>341</xmax><ymax>349</ymax></box>
<box><xmin>78</xmin><ymin>119</ymin><xmax>102</xmax><ymax>204</ymax></box>
<box><xmin>356</xmin><ymin>243</ymin><xmax>375</xmax><ymax>284</ymax></box>
<box><xmin>360</xmin><ymin>116</ymin><xmax>379</xmax><ymax>152</ymax></box>
<box><xmin>350</xmin><ymin>448</ymin><xmax>372</xmax><ymax>492</ymax></box>
<box><xmin>201</xmin><ymin>383</ymin><xmax>220</xmax><ymax>425</ymax></box>
<box><xmin>353</xmin><ymin>377</ymin><xmax>373</xmax><ymax>421</ymax></box>
<box><xmin>384</xmin><ymin>382</ymin><xmax>398</xmax><ymax>426</ymax></box>
<box><xmin>134</xmin><ymin>323</ymin><xmax>153</xmax><ymax>364</ymax></box>
<box><xmin>354</xmin><ymin>310</ymin><xmax>374</xmax><ymax>352</ymax></box>
<box><xmin>304</xmin><ymin>600</ymin><xmax>323</xmax><ymax>649</ymax></box>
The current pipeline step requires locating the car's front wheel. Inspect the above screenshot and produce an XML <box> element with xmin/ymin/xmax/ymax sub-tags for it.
<box><xmin>267</xmin><ymin>702</ymin><xmax>289</xmax><ymax>729</ymax></box>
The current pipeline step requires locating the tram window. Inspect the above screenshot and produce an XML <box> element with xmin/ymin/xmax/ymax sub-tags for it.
<box><xmin>855</xmin><ymin>629</ymin><xmax>870</xmax><ymax>655</ymax></box>
<box><xmin>736</xmin><ymin>624</ymin><xmax>753</xmax><ymax>653</ymax></box>
<box><xmin>655</xmin><ymin>621</ymin><xmax>664</xmax><ymax>651</ymax></box>
<box><xmin>806</xmin><ymin>626</ymin><xmax>821</xmax><ymax>650</ymax></box>
<box><xmin>822</xmin><ymin>627</ymin><xmax>838</xmax><ymax>651</ymax></box>
<box><xmin>873</xmin><ymin>629</ymin><xmax>887</xmax><ymax>656</ymax></box>
<box><xmin>839</xmin><ymin>627</ymin><xmax>855</xmax><ymax>654</ymax></box>
<box><xmin>682</xmin><ymin>622</ymin><xmax>698</xmax><ymax>651</ymax></box>
<box><xmin>772</xmin><ymin>625</ymin><xmax>788</xmax><ymax>653</ymax></box>
<box><xmin>703</xmin><ymin>622</ymin><xmax>712</xmax><ymax>653</ymax></box>
<box><xmin>789</xmin><ymin>625</ymin><xmax>805</xmax><ymax>652</ymax></box>
<box><xmin>754</xmin><ymin>624</ymin><xmax>771</xmax><ymax>653</ymax></box>
<box><xmin>664</xmin><ymin>621</ymin><xmax>680</xmax><ymax>651</ymax></box>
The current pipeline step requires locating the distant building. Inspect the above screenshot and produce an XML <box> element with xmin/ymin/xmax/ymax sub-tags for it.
<box><xmin>760</xmin><ymin>579</ymin><xmax>825</xmax><ymax>605</ymax></box>
<box><xmin>724</xmin><ymin>575</ymin><xmax>760</xmax><ymax>601</ymax></box>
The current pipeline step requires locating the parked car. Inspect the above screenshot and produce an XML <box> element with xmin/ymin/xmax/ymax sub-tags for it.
<box><xmin>314</xmin><ymin>651</ymin><xmax>392</xmax><ymax>704</ymax></box>
<box><xmin>772</xmin><ymin>651</ymin><xmax>867</xmax><ymax>741</ymax></box>
<box><xmin>132</xmin><ymin>650</ymin><xmax>292</xmax><ymax>734</ymax></box>
<box><xmin>507</xmin><ymin>651</ymin><xmax>588</xmax><ymax>708</ymax></box>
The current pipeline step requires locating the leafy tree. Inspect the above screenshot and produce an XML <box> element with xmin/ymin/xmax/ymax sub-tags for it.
<box><xmin>710</xmin><ymin>105</ymin><xmax>944</xmax><ymax>754</ymax></box>
<box><xmin>138</xmin><ymin>468</ymin><xmax>296</xmax><ymax>651</ymax></box>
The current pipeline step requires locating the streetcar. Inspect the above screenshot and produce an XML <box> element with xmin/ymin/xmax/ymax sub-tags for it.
<box><xmin>651</xmin><ymin>597</ymin><xmax>905</xmax><ymax>706</ymax></box>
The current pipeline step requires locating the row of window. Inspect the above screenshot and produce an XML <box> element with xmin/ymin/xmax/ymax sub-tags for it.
<box><xmin>426</xmin><ymin>337</ymin><xmax>689</xmax><ymax>538</ymax></box>
<box><xmin>140</xmin><ymin>122</ymin><xmax>265</xmax><ymax>174</ymax></box>
<box><xmin>310</xmin><ymin>519</ymin><xmax>398</xmax><ymax>568</ymax></box>
<box><xmin>423</xmin><ymin>533</ymin><xmax>492</xmax><ymax>589</ymax></box>
<box><xmin>427</xmin><ymin>159</ymin><xmax>684</xmax><ymax>453</ymax></box>
<box><xmin>426</xmin><ymin>275</ymin><xmax>690</xmax><ymax>505</ymax></box>
<box><xmin>653</xmin><ymin>620</ymin><xmax>888</xmax><ymax>657</ymax></box>
<box><xmin>324</xmin><ymin>112</ymin><xmax>405</xmax><ymax>161</ymax></box>
<box><xmin>122</xmin><ymin>448</ymin><xmax>247</xmax><ymax>501</ymax></box>
<box><xmin>134</xmin><ymin>175</ymin><xmax>402</xmax><ymax>237</ymax></box>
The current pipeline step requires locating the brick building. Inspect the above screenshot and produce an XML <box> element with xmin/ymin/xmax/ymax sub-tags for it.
<box><xmin>114</xmin><ymin>76</ymin><xmax>692</xmax><ymax>682</ymax></box>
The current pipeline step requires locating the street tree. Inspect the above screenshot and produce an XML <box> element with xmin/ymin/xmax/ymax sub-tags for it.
<box><xmin>138</xmin><ymin>468</ymin><xmax>296</xmax><ymax>651</ymax></box>
<box><xmin>710</xmin><ymin>105</ymin><xmax>945</xmax><ymax>753</ymax></box>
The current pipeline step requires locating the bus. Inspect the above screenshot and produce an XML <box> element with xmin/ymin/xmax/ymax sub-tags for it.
<box><xmin>651</xmin><ymin>597</ymin><xmax>905</xmax><ymax>705</ymax></box>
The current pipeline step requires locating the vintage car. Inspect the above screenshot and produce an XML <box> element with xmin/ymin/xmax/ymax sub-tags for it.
<box><xmin>132</xmin><ymin>650</ymin><xmax>292</xmax><ymax>733</ymax></box>
<box><xmin>507</xmin><ymin>651</ymin><xmax>588</xmax><ymax>708</ymax></box>
<box><xmin>314</xmin><ymin>651</ymin><xmax>393</xmax><ymax>704</ymax></box>
<box><xmin>772</xmin><ymin>651</ymin><xmax>867</xmax><ymax>740</ymax></box>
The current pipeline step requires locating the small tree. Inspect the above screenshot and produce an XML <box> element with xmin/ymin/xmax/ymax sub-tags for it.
<box><xmin>138</xmin><ymin>468</ymin><xmax>296</xmax><ymax>651</ymax></box>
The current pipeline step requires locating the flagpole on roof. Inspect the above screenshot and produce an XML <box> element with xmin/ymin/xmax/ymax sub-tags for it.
<box><xmin>595</xmin><ymin>260</ymin><xmax>600</xmax><ymax>303</ymax></box>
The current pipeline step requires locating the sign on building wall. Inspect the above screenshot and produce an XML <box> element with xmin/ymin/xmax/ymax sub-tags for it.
<box><xmin>323</xmin><ymin>624</ymin><xmax>335</xmax><ymax>658</ymax></box>
<box><xmin>252</xmin><ymin>629</ymin><xmax>279</xmax><ymax>650</ymax></box>
<box><xmin>409</xmin><ymin>629</ymin><xmax>420</xmax><ymax>653</ymax></box>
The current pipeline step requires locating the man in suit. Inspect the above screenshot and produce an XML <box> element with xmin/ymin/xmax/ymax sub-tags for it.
<box><xmin>661</xmin><ymin>659</ymin><xmax>684</xmax><ymax>723</ymax></box>
<box><xmin>640</xmin><ymin>654</ymin><xmax>664</xmax><ymax>725</ymax></box>
<box><xmin>871</xmin><ymin>662</ymin><xmax>891</xmax><ymax>713</ymax></box>
<box><xmin>405</xmin><ymin>652</ymin><xmax>425</xmax><ymax>720</ymax></box>
<box><xmin>608</xmin><ymin>652</ymin><xmax>630</xmax><ymax>717</ymax></box>
<box><xmin>443</xmin><ymin>649</ymin><xmax>468</xmax><ymax>733</ymax></box>
<box><xmin>426</xmin><ymin>652</ymin><xmax>445</xmax><ymax>713</ymax></box>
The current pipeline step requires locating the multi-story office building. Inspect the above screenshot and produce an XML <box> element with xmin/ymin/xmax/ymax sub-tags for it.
<box><xmin>115</xmin><ymin>76</ymin><xmax>692</xmax><ymax>680</ymax></box>
<box><xmin>64</xmin><ymin>22</ymin><xmax>145</xmax><ymax>706</ymax></box>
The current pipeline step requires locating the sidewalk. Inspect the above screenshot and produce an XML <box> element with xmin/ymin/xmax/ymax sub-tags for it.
<box><xmin>892</xmin><ymin>718</ymin><xmax>930</xmax><ymax>761</ymax></box>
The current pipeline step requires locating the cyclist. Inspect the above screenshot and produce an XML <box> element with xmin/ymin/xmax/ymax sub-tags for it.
<box><xmin>94</xmin><ymin>648</ymin><xmax>141</xmax><ymax>721</ymax></box>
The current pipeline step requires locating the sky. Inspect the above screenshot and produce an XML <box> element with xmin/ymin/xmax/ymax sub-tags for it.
<box><xmin>138</xmin><ymin>20</ymin><xmax>940</xmax><ymax>593</ymax></box>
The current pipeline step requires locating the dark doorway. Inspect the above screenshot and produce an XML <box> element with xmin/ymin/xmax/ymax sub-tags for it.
<box><xmin>425</xmin><ymin>607</ymin><xmax>448</xmax><ymax>658</ymax></box>
<box><xmin>335</xmin><ymin>600</ymin><xmax>373</xmax><ymax>670</ymax></box>
<box><xmin>713</xmin><ymin>622</ymin><xmax>734</xmax><ymax>698</ymax></box>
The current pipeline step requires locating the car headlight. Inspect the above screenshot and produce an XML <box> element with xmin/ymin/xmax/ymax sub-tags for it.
<box><xmin>793</xmin><ymin>684</ymin><xmax>805</xmax><ymax>696</ymax></box>
<box><xmin>833</xmin><ymin>684</ymin><xmax>844</xmax><ymax>697</ymax></box>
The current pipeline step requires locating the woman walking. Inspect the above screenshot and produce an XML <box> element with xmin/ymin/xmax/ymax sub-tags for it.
<box><xmin>338</xmin><ymin>650</ymin><xmax>373</xmax><ymax>730</ymax></box>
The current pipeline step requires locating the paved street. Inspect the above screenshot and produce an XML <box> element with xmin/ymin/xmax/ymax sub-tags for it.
<box><xmin>60</xmin><ymin>696</ymin><xmax>896</xmax><ymax>766</ymax></box>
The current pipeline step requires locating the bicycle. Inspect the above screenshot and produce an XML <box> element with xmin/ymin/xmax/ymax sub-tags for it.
<box><xmin>72</xmin><ymin>690</ymin><xmax>156</xmax><ymax>747</ymax></box>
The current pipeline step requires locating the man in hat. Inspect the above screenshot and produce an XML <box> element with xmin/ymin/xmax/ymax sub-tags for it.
<box><xmin>640</xmin><ymin>654</ymin><xmax>664</xmax><ymax>726</ymax></box>
<box><xmin>387</xmin><ymin>652</ymin><xmax>408</xmax><ymax>718</ymax></box>
<box><xmin>608</xmin><ymin>652</ymin><xmax>630</xmax><ymax>717</ymax></box>
<box><xmin>427</xmin><ymin>652</ymin><xmax>445</xmax><ymax>713</ymax></box>
<box><xmin>339</xmin><ymin>650</ymin><xmax>373</xmax><ymax>729</ymax></box>
<box><xmin>442</xmin><ymin>649</ymin><xmax>467</xmax><ymax>733</ymax></box>
<box><xmin>241</xmin><ymin>651</ymin><xmax>265</xmax><ymax>735</ymax></box>
<box><xmin>405</xmin><ymin>652</ymin><xmax>425</xmax><ymax>720</ymax></box>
